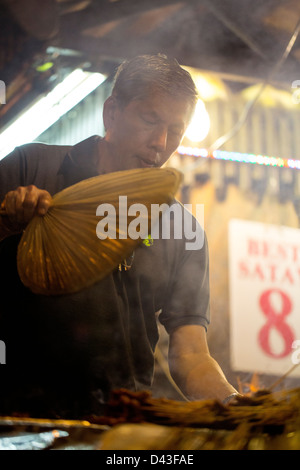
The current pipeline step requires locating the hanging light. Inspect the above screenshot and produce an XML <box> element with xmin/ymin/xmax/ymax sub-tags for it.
<box><xmin>185</xmin><ymin>99</ymin><xmax>211</xmax><ymax>143</ymax></box>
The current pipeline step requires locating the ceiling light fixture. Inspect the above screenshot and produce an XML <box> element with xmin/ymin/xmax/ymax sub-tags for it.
<box><xmin>0</xmin><ymin>69</ymin><xmax>106</xmax><ymax>160</ymax></box>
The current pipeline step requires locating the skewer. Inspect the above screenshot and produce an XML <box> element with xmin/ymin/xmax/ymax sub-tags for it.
<box><xmin>0</xmin><ymin>415</ymin><xmax>110</xmax><ymax>431</ymax></box>
<box><xmin>269</xmin><ymin>363</ymin><xmax>300</xmax><ymax>391</ymax></box>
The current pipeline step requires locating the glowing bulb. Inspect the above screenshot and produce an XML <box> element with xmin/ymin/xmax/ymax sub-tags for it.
<box><xmin>185</xmin><ymin>99</ymin><xmax>210</xmax><ymax>143</ymax></box>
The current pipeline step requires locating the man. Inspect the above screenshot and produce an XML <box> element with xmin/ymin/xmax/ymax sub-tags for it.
<box><xmin>0</xmin><ymin>54</ymin><xmax>238</xmax><ymax>418</ymax></box>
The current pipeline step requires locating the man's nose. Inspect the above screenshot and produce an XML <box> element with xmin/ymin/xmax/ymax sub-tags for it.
<box><xmin>150</xmin><ymin>126</ymin><xmax>168</xmax><ymax>152</ymax></box>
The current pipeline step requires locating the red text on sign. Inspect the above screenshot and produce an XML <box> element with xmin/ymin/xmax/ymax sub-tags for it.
<box><xmin>258</xmin><ymin>288</ymin><xmax>295</xmax><ymax>358</ymax></box>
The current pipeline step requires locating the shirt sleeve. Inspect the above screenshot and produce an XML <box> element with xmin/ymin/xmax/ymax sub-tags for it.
<box><xmin>158</xmin><ymin>220</ymin><xmax>210</xmax><ymax>334</ymax></box>
<box><xmin>0</xmin><ymin>146</ymin><xmax>27</xmax><ymax>203</ymax></box>
<box><xmin>0</xmin><ymin>142</ymin><xmax>71</xmax><ymax>201</ymax></box>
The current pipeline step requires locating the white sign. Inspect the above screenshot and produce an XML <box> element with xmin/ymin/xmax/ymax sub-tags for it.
<box><xmin>228</xmin><ymin>219</ymin><xmax>300</xmax><ymax>377</ymax></box>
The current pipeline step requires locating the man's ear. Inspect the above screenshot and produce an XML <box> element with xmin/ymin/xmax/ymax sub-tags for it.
<box><xmin>103</xmin><ymin>95</ymin><xmax>119</xmax><ymax>131</ymax></box>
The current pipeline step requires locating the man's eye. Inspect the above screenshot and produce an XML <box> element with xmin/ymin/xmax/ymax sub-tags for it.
<box><xmin>142</xmin><ymin>118</ymin><xmax>156</xmax><ymax>125</ymax></box>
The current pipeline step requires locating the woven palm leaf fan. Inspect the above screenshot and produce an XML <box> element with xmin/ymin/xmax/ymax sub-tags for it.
<box><xmin>15</xmin><ymin>167</ymin><xmax>182</xmax><ymax>296</ymax></box>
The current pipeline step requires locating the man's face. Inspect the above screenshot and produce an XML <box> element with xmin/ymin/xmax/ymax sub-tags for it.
<box><xmin>103</xmin><ymin>92</ymin><xmax>193</xmax><ymax>171</ymax></box>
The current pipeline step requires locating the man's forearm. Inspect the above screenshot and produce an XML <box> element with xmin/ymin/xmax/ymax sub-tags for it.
<box><xmin>169</xmin><ymin>351</ymin><xmax>238</xmax><ymax>402</ymax></box>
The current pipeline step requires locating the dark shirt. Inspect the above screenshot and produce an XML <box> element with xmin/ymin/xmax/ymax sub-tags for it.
<box><xmin>0</xmin><ymin>136</ymin><xmax>210</xmax><ymax>418</ymax></box>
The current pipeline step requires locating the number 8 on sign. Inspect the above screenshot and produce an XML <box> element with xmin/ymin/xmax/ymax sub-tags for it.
<box><xmin>258</xmin><ymin>288</ymin><xmax>295</xmax><ymax>358</ymax></box>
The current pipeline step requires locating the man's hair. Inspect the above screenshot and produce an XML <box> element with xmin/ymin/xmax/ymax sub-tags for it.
<box><xmin>111</xmin><ymin>54</ymin><xmax>198</xmax><ymax>112</ymax></box>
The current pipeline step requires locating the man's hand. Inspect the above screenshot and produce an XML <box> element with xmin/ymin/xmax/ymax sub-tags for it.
<box><xmin>168</xmin><ymin>324</ymin><xmax>238</xmax><ymax>402</ymax></box>
<box><xmin>0</xmin><ymin>185</ymin><xmax>52</xmax><ymax>236</ymax></box>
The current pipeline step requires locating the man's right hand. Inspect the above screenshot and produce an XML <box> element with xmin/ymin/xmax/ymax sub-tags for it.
<box><xmin>0</xmin><ymin>185</ymin><xmax>52</xmax><ymax>235</ymax></box>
